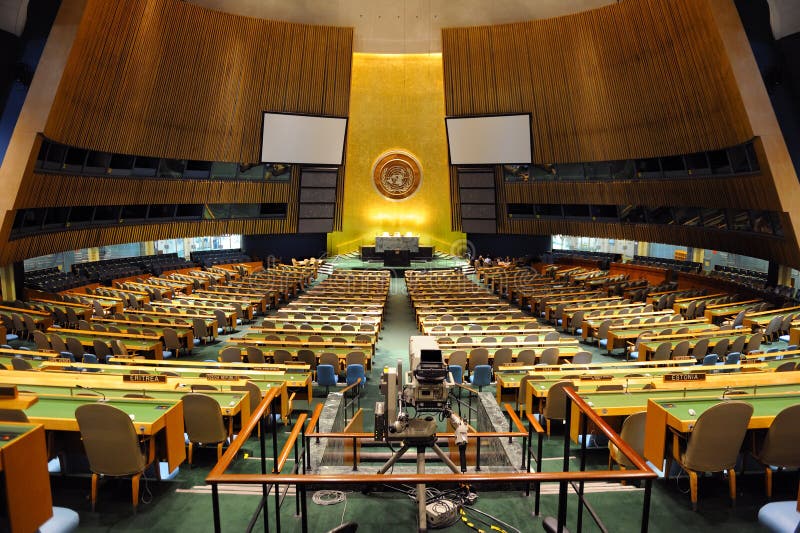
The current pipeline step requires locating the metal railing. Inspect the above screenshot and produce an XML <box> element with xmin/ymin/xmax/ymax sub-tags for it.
<box><xmin>206</xmin><ymin>384</ymin><xmax>657</xmax><ymax>532</ymax></box>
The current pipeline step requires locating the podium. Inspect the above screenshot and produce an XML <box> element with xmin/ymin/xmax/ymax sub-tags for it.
<box><xmin>383</xmin><ymin>249</ymin><xmax>411</xmax><ymax>267</ymax></box>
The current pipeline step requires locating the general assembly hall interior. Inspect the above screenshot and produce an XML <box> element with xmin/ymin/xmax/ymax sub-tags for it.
<box><xmin>2</xmin><ymin>0</ymin><xmax>800</xmax><ymax>532</ymax></box>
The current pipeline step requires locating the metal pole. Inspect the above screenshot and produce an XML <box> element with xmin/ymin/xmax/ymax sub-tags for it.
<box><xmin>212</xmin><ymin>484</ymin><xmax>221</xmax><ymax>533</ymax></box>
<box><xmin>641</xmin><ymin>479</ymin><xmax>653</xmax><ymax>533</ymax></box>
<box><xmin>557</xmin><ymin>396</ymin><xmax>573</xmax><ymax>533</ymax></box>
<box><xmin>577</xmin><ymin>411</ymin><xmax>588</xmax><ymax>532</ymax></box>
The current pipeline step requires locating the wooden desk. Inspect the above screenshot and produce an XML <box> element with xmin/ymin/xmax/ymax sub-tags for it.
<box><xmin>0</xmin><ymin>423</ymin><xmax>52</xmax><ymax>533</ymax></box>
<box><xmin>643</xmin><ymin>393</ymin><xmax>800</xmax><ymax>467</ymax></box>
<box><xmin>48</xmin><ymin>328</ymin><xmax>165</xmax><ymax>360</ymax></box>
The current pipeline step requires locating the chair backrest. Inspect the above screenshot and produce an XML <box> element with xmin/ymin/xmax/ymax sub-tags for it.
<box><xmin>775</xmin><ymin>361</ymin><xmax>797</xmax><ymax>372</ymax></box>
<box><xmin>66</xmin><ymin>337</ymin><xmax>85</xmax><ymax>358</ymax></box>
<box><xmin>214</xmin><ymin>310</ymin><xmax>227</xmax><ymax>331</ymax></box>
<box><xmin>345</xmin><ymin>351</ymin><xmax>365</xmax><ymax>367</ymax></box>
<box><xmin>731</xmin><ymin>310</ymin><xmax>746</xmax><ymax>328</ymax></box>
<box><xmin>671</xmin><ymin>340</ymin><xmax>691</xmax><ymax>359</ymax></box>
<box><xmin>596</xmin><ymin>320</ymin><xmax>612</xmax><ymax>339</ymax></box>
<box><xmin>11</xmin><ymin>357</ymin><xmax>32</xmax><ymax>371</ymax></box>
<box><xmin>690</xmin><ymin>338</ymin><xmax>710</xmax><ymax>360</ymax></box>
<box><xmin>517</xmin><ymin>349</ymin><xmax>537</xmax><ymax>366</ymax></box>
<box><xmin>316</xmin><ymin>365</ymin><xmax>337</xmax><ymax>387</ymax></box>
<box><xmin>516</xmin><ymin>374</ymin><xmax>541</xmax><ymax>408</ymax></box>
<box><xmin>745</xmin><ymin>333</ymin><xmax>762</xmax><ymax>354</ymax></box>
<box><xmin>469</xmin><ymin>348</ymin><xmax>489</xmax><ymax>368</ymax></box>
<box><xmin>346</xmin><ymin>364</ymin><xmax>365</xmax><ymax>387</ymax></box>
<box><xmin>544</xmin><ymin>331</ymin><xmax>560</xmax><ymax>341</ymax></box>
<box><xmin>246</xmin><ymin>347</ymin><xmax>266</xmax><ymax>364</ymax></box>
<box><xmin>571</xmin><ymin>351</ymin><xmax>592</xmax><ymax>364</ymax></box>
<box><xmin>702</xmin><ymin>354</ymin><xmax>719</xmax><ymax>366</ymax></box>
<box><xmin>729</xmin><ymin>335</ymin><xmax>747</xmax><ymax>355</ymax></box>
<box><xmin>685</xmin><ymin>301</ymin><xmax>697</xmax><ymax>318</ymax></box>
<box><xmin>91</xmin><ymin>340</ymin><xmax>111</xmax><ymax>360</ymax></box>
<box><xmin>231</xmin><ymin>381</ymin><xmax>262</xmax><ymax>414</ymax></box>
<box><xmin>470</xmin><ymin>365</ymin><xmax>492</xmax><ymax>387</ymax></box>
<box><xmin>219</xmin><ymin>347</ymin><xmax>241</xmax><ymax>363</ymax></box>
<box><xmin>75</xmin><ymin>403</ymin><xmax>146</xmax><ymax>476</ymax></box>
<box><xmin>543</xmin><ymin>381</ymin><xmax>574</xmax><ymax>422</ymax></box>
<box><xmin>711</xmin><ymin>338</ymin><xmax>729</xmax><ymax>357</ymax></box>
<box><xmin>32</xmin><ymin>330</ymin><xmax>51</xmax><ymax>352</ymax></box>
<box><xmin>448</xmin><ymin>350</ymin><xmax>468</xmax><ymax>370</ymax></box>
<box><xmin>50</xmin><ymin>333</ymin><xmax>68</xmax><ymax>354</ymax></box>
<box><xmin>612</xmin><ymin>411</ymin><xmax>647</xmax><ymax>468</ymax></box>
<box><xmin>649</xmin><ymin>342</ymin><xmax>670</xmax><ymax>361</ymax></box>
<box><xmin>492</xmin><ymin>348</ymin><xmax>513</xmax><ymax>370</ymax></box>
<box><xmin>193</xmin><ymin>318</ymin><xmax>208</xmax><ymax>339</ymax></box>
<box><xmin>757</xmin><ymin>404</ymin><xmax>800</xmax><ymax>467</ymax></box>
<box><xmin>162</xmin><ymin>328</ymin><xmax>181</xmax><ymax>352</ymax></box>
<box><xmin>319</xmin><ymin>352</ymin><xmax>339</xmax><ymax>369</ymax></box>
<box><xmin>272</xmin><ymin>349</ymin><xmax>293</xmax><ymax>364</ymax></box>
<box><xmin>0</xmin><ymin>409</ymin><xmax>29</xmax><ymax>422</ymax></box>
<box><xmin>540</xmin><ymin>347</ymin><xmax>560</xmax><ymax>365</ymax></box>
<box><xmin>182</xmin><ymin>393</ymin><xmax>227</xmax><ymax>444</ymax></box>
<box><xmin>683</xmin><ymin>401</ymin><xmax>753</xmax><ymax>472</ymax></box>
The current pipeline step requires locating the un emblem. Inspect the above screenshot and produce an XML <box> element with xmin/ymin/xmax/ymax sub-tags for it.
<box><xmin>372</xmin><ymin>150</ymin><xmax>422</xmax><ymax>200</ymax></box>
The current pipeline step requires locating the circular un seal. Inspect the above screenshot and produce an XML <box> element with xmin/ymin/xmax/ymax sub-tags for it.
<box><xmin>372</xmin><ymin>151</ymin><xmax>422</xmax><ymax>201</ymax></box>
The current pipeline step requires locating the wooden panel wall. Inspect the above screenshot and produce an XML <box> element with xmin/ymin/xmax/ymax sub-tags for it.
<box><xmin>442</xmin><ymin>0</ymin><xmax>752</xmax><ymax>163</ymax></box>
<box><xmin>0</xmin><ymin>0</ymin><xmax>353</xmax><ymax>264</ymax></box>
<box><xmin>15</xmin><ymin>174</ymin><xmax>292</xmax><ymax>208</ymax></box>
<box><xmin>45</xmin><ymin>0</ymin><xmax>353</xmax><ymax>163</ymax></box>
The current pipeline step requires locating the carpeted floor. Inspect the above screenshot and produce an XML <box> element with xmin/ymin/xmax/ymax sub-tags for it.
<box><xmin>35</xmin><ymin>273</ymin><xmax>793</xmax><ymax>532</ymax></box>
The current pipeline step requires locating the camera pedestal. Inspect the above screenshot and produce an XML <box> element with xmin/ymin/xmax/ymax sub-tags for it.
<box><xmin>377</xmin><ymin>419</ymin><xmax>460</xmax><ymax>532</ymax></box>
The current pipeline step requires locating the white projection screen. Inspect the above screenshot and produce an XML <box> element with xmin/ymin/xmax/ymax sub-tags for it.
<box><xmin>446</xmin><ymin>114</ymin><xmax>533</xmax><ymax>165</ymax></box>
<box><xmin>261</xmin><ymin>113</ymin><xmax>347</xmax><ymax>165</ymax></box>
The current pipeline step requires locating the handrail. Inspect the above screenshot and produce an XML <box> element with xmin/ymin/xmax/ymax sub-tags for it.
<box><xmin>306</xmin><ymin>402</ymin><xmax>324</xmax><ymax>435</ymax></box>
<box><xmin>306</xmin><ymin>430</ymin><xmax>525</xmax><ymax>439</ymax></box>
<box><xmin>339</xmin><ymin>376</ymin><xmax>363</xmax><ymax>395</ymax></box>
<box><xmin>207</xmin><ymin>385</ymin><xmax>282</xmax><ymax>480</ymax></box>
<box><xmin>525</xmin><ymin>412</ymin><xmax>545</xmax><ymax>436</ymax></box>
<box><xmin>276</xmin><ymin>413</ymin><xmax>307</xmax><ymax>472</ymax></box>
<box><xmin>504</xmin><ymin>403</ymin><xmax>526</xmax><ymax>433</ymax></box>
<box><xmin>563</xmin><ymin>386</ymin><xmax>654</xmax><ymax>474</ymax></box>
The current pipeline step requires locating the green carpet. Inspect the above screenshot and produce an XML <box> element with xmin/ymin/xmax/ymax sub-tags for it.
<box><xmin>29</xmin><ymin>276</ymin><xmax>793</xmax><ymax>532</ymax></box>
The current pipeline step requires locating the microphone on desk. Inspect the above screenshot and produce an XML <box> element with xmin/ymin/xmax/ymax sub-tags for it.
<box><xmin>75</xmin><ymin>384</ymin><xmax>107</xmax><ymax>402</ymax></box>
<box><xmin>624</xmin><ymin>378</ymin><xmax>629</xmax><ymax>394</ymax></box>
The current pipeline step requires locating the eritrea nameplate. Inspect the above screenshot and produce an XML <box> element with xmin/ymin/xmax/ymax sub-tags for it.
<box><xmin>123</xmin><ymin>374</ymin><xmax>167</xmax><ymax>383</ymax></box>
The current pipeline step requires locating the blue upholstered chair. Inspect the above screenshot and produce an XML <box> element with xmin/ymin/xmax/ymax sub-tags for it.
<box><xmin>316</xmin><ymin>364</ymin><xmax>337</xmax><ymax>395</ymax></box>
<box><xmin>469</xmin><ymin>365</ymin><xmax>492</xmax><ymax>391</ymax></box>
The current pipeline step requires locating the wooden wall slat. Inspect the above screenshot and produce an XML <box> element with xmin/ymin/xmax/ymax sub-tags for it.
<box><xmin>442</xmin><ymin>0</ymin><xmax>752</xmax><ymax>163</ymax></box>
<box><xmin>43</xmin><ymin>0</ymin><xmax>353</xmax><ymax>163</ymax></box>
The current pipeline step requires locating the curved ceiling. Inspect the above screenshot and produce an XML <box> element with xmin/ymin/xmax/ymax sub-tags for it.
<box><xmin>189</xmin><ymin>0</ymin><xmax>615</xmax><ymax>53</ymax></box>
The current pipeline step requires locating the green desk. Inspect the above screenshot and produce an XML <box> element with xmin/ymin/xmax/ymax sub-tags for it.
<box><xmin>644</xmin><ymin>394</ymin><xmax>800</xmax><ymax>467</ymax></box>
<box><xmin>25</xmin><ymin>396</ymin><xmax>185</xmax><ymax>471</ymax></box>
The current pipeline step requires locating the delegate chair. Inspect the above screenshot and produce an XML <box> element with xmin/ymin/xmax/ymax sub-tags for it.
<box><xmin>162</xmin><ymin>328</ymin><xmax>182</xmax><ymax>359</ymax></box>
<box><xmin>219</xmin><ymin>347</ymin><xmax>241</xmax><ymax>363</ymax></box>
<box><xmin>272</xmin><ymin>349</ymin><xmax>293</xmax><ymax>365</ymax></box>
<box><xmin>571</xmin><ymin>351</ymin><xmax>592</xmax><ymax>364</ymax></box>
<box><xmin>246</xmin><ymin>347</ymin><xmax>266</xmax><ymax>364</ymax></box>
<box><xmin>608</xmin><ymin>411</ymin><xmax>647</xmax><ymax>472</ymax></box>
<box><xmin>690</xmin><ymin>338</ymin><xmax>710</xmax><ymax>362</ymax></box>
<box><xmin>50</xmin><ymin>334</ymin><xmax>69</xmax><ymax>355</ymax></box>
<box><xmin>492</xmin><ymin>348</ymin><xmax>513</xmax><ymax>373</ymax></box>
<box><xmin>517</xmin><ymin>374</ymin><xmax>544</xmax><ymax>414</ymax></box>
<box><xmin>66</xmin><ymin>338</ymin><xmax>85</xmax><ymax>360</ymax></box>
<box><xmin>667</xmin><ymin>401</ymin><xmax>753</xmax><ymax>510</ymax></box>
<box><xmin>296</xmin><ymin>349</ymin><xmax>316</xmax><ymax>371</ymax></box>
<box><xmin>596</xmin><ymin>320</ymin><xmax>612</xmax><ymax>349</ymax></box>
<box><xmin>745</xmin><ymin>333</ymin><xmax>762</xmax><ymax>354</ymax></box>
<box><xmin>193</xmin><ymin>318</ymin><xmax>212</xmax><ymax>344</ymax></box>
<box><xmin>710</xmin><ymin>338</ymin><xmax>730</xmax><ymax>359</ymax></box>
<box><xmin>651</xmin><ymin>342</ymin><xmax>673</xmax><ymax>361</ymax></box>
<box><xmin>729</xmin><ymin>335</ymin><xmax>747</xmax><ymax>355</ymax></box>
<box><xmin>33</xmin><ymin>330</ymin><xmax>51</xmax><ymax>352</ymax></box>
<box><xmin>448</xmin><ymin>351</ymin><xmax>468</xmax><ymax>374</ymax></box>
<box><xmin>346</xmin><ymin>364</ymin><xmax>366</xmax><ymax>393</ymax></box>
<box><xmin>319</xmin><ymin>352</ymin><xmax>340</xmax><ymax>374</ymax></box>
<box><xmin>752</xmin><ymin>404</ymin><xmax>800</xmax><ymax>499</ymax></box>
<box><xmin>111</xmin><ymin>339</ymin><xmax>129</xmax><ymax>357</ymax></box>
<box><xmin>346</xmin><ymin>351</ymin><xmax>366</xmax><ymax>368</ymax></box>
<box><xmin>469</xmin><ymin>365</ymin><xmax>492</xmax><ymax>391</ymax></box>
<box><xmin>540</xmin><ymin>347</ymin><xmax>560</xmax><ymax>366</ymax></box>
<box><xmin>469</xmin><ymin>348</ymin><xmax>489</xmax><ymax>370</ymax></box>
<box><xmin>517</xmin><ymin>349</ymin><xmax>537</xmax><ymax>366</ymax></box>
<box><xmin>671</xmin><ymin>340</ymin><xmax>691</xmax><ymax>360</ymax></box>
<box><xmin>11</xmin><ymin>357</ymin><xmax>32</xmax><ymax>371</ymax></box>
<box><xmin>542</xmin><ymin>381</ymin><xmax>573</xmax><ymax>436</ymax></box>
<box><xmin>93</xmin><ymin>340</ymin><xmax>112</xmax><ymax>363</ymax></box>
<box><xmin>75</xmin><ymin>403</ymin><xmax>150</xmax><ymax>511</ymax></box>
<box><xmin>316</xmin><ymin>365</ymin><xmax>338</xmax><ymax>395</ymax></box>
<box><xmin>182</xmin><ymin>393</ymin><xmax>229</xmax><ymax>465</ymax></box>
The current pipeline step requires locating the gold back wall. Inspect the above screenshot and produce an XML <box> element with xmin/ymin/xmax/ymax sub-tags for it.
<box><xmin>328</xmin><ymin>53</ymin><xmax>464</xmax><ymax>255</ymax></box>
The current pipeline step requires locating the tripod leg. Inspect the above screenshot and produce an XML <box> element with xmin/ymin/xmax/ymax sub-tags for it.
<box><xmin>417</xmin><ymin>447</ymin><xmax>427</xmax><ymax>533</ymax></box>
<box><xmin>377</xmin><ymin>444</ymin><xmax>411</xmax><ymax>474</ymax></box>
<box><xmin>430</xmin><ymin>443</ymin><xmax>460</xmax><ymax>474</ymax></box>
